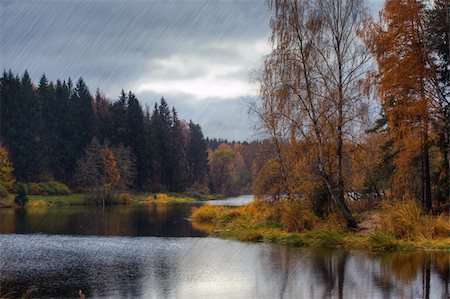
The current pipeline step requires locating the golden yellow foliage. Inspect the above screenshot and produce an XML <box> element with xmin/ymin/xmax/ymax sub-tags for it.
<box><xmin>101</xmin><ymin>148</ymin><xmax>121</xmax><ymax>186</ymax></box>
<box><xmin>0</xmin><ymin>146</ymin><xmax>15</xmax><ymax>190</ymax></box>
<box><xmin>156</xmin><ymin>193</ymin><xmax>168</xmax><ymax>200</ymax></box>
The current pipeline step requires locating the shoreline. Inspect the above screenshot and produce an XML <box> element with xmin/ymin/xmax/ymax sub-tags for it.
<box><xmin>0</xmin><ymin>192</ymin><xmax>224</xmax><ymax>208</ymax></box>
<box><xmin>190</xmin><ymin>201</ymin><xmax>450</xmax><ymax>252</ymax></box>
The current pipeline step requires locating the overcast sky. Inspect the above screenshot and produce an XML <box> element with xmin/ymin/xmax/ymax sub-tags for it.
<box><xmin>1</xmin><ymin>0</ymin><xmax>383</xmax><ymax>141</ymax></box>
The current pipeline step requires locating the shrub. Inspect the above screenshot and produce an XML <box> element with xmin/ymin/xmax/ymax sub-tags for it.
<box><xmin>241</xmin><ymin>199</ymin><xmax>279</xmax><ymax>223</ymax></box>
<box><xmin>14</xmin><ymin>183</ymin><xmax>28</xmax><ymax>206</ymax></box>
<box><xmin>26</xmin><ymin>181</ymin><xmax>71</xmax><ymax>195</ymax></box>
<box><xmin>185</xmin><ymin>184</ymin><xmax>210</xmax><ymax>199</ymax></box>
<box><xmin>156</xmin><ymin>193</ymin><xmax>168</xmax><ymax>200</ymax></box>
<box><xmin>279</xmin><ymin>200</ymin><xmax>319</xmax><ymax>232</ymax></box>
<box><xmin>0</xmin><ymin>184</ymin><xmax>8</xmax><ymax>199</ymax></box>
<box><xmin>115</xmin><ymin>192</ymin><xmax>134</xmax><ymax>204</ymax></box>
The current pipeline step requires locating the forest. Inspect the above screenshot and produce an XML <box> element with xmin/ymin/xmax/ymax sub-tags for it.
<box><xmin>0</xmin><ymin>70</ymin><xmax>266</xmax><ymax>203</ymax></box>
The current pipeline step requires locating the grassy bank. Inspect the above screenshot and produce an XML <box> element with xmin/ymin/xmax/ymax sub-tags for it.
<box><xmin>191</xmin><ymin>200</ymin><xmax>450</xmax><ymax>251</ymax></box>
<box><xmin>0</xmin><ymin>192</ymin><xmax>198</xmax><ymax>207</ymax></box>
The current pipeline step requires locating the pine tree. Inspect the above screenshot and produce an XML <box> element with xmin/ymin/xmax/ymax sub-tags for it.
<box><xmin>187</xmin><ymin>121</ymin><xmax>208</xmax><ymax>185</ymax></box>
<box><xmin>168</xmin><ymin>108</ymin><xmax>188</xmax><ymax>191</ymax></box>
<box><xmin>111</xmin><ymin>90</ymin><xmax>128</xmax><ymax>145</ymax></box>
<box><xmin>38</xmin><ymin>74</ymin><xmax>57</xmax><ymax>177</ymax></box>
<box><xmin>127</xmin><ymin>92</ymin><xmax>150</xmax><ymax>189</ymax></box>
<box><xmin>156</xmin><ymin>98</ymin><xmax>172</xmax><ymax>189</ymax></box>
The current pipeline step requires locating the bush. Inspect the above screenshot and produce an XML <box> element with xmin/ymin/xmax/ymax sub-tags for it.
<box><xmin>14</xmin><ymin>183</ymin><xmax>28</xmax><ymax>206</ymax></box>
<box><xmin>156</xmin><ymin>193</ymin><xmax>168</xmax><ymax>200</ymax></box>
<box><xmin>279</xmin><ymin>200</ymin><xmax>319</xmax><ymax>232</ymax></box>
<box><xmin>0</xmin><ymin>184</ymin><xmax>8</xmax><ymax>199</ymax></box>
<box><xmin>115</xmin><ymin>192</ymin><xmax>134</xmax><ymax>204</ymax></box>
<box><xmin>26</xmin><ymin>181</ymin><xmax>71</xmax><ymax>195</ymax></box>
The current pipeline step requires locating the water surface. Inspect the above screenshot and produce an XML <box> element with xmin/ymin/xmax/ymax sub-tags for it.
<box><xmin>0</xmin><ymin>196</ymin><xmax>448</xmax><ymax>298</ymax></box>
<box><xmin>203</xmin><ymin>194</ymin><xmax>254</xmax><ymax>206</ymax></box>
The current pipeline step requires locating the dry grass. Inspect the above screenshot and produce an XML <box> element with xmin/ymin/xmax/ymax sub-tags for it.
<box><xmin>190</xmin><ymin>198</ymin><xmax>450</xmax><ymax>251</ymax></box>
<box><xmin>378</xmin><ymin>200</ymin><xmax>450</xmax><ymax>241</ymax></box>
<box><xmin>191</xmin><ymin>205</ymin><xmax>228</xmax><ymax>223</ymax></box>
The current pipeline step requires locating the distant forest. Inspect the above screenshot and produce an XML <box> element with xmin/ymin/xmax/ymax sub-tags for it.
<box><xmin>0</xmin><ymin>70</ymin><xmax>263</xmax><ymax>195</ymax></box>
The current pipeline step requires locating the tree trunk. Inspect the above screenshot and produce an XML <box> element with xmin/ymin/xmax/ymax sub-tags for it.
<box><xmin>423</xmin><ymin>117</ymin><xmax>432</xmax><ymax>212</ymax></box>
<box><xmin>336</xmin><ymin>125</ymin><xmax>358</xmax><ymax>229</ymax></box>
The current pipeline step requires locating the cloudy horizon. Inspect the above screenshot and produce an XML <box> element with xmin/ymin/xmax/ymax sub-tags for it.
<box><xmin>1</xmin><ymin>0</ymin><xmax>383</xmax><ymax>141</ymax></box>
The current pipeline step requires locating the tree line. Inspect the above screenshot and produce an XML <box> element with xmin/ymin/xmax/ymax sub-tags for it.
<box><xmin>0</xmin><ymin>70</ymin><xmax>209</xmax><ymax>193</ymax></box>
<box><xmin>252</xmin><ymin>0</ymin><xmax>449</xmax><ymax>228</ymax></box>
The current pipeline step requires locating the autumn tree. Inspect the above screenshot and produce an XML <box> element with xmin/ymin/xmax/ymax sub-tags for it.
<box><xmin>74</xmin><ymin>138</ymin><xmax>104</xmax><ymax>194</ymax></box>
<box><xmin>208</xmin><ymin>143</ymin><xmax>251</xmax><ymax>196</ymax></box>
<box><xmin>111</xmin><ymin>144</ymin><xmax>137</xmax><ymax>191</ymax></box>
<box><xmin>367</xmin><ymin>0</ymin><xmax>448</xmax><ymax>211</ymax></box>
<box><xmin>256</xmin><ymin>0</ymin><xmax>372</xmax><ymax>228</ymax></box>
<box><xmin>209</xmin><ymin>144</ymin><xmax>236</xmax><ymax>195</ymax></box>
<box><xmin>0</xmin><ymin>146</ymin><xmax>15</xmax><ymax>196</ymax></box>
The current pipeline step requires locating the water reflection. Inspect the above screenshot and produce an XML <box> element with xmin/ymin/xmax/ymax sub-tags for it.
<box><xmin>0</xmin><ymin>204</ymin><xmax>207</xmax><ymax>237</ymax></box>
<box><xmin>0</xmin><ymin>235</ymin><xmax>448</xmax><ymax>298</ymax></box>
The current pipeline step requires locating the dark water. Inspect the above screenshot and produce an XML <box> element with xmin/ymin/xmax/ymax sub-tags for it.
<box><xmin>0</xmin><ymin>204</ymin><xmax>205</xmax><ymax>237</ymax></box>
<box><xmin>0</xmin><ymin>197</ymin><xmax>449</xmax><ymax>299</ymax></box>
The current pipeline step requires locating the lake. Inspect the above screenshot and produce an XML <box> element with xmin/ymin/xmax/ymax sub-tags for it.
<box><xmin>0</xmin><ymin>195</ymin><xmax>449</xmax><ymax>298</ymax></box>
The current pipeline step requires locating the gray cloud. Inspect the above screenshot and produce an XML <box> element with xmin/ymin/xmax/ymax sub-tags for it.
<box><xmin>1</xmin><ymin>0</ymin><xmax>382</xmax><ymax>140</ymax></box>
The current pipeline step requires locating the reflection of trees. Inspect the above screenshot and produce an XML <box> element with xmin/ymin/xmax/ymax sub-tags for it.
<box><xmin>434</xmin><ymin>253</ymin><xmax>449</xmax><ymax>298</ymax></box>
<box><xmin>310</xmin><ymin>249</ymin><xmax>348</xmax><ymax>299</ymax></box>
<box><xmin>257</xmin><ymin>246</ymin><xmax>350</xmax><ymax>299</ymax></box>
<box><xmin>370</xmin><ymin>251</ymin><xmax>449</xmax><ymax>299</ymax></box>
<box><xmin>1</xmin><ymin>204</ymin><xmax>207</xmax><ymax>237</ymax></box>
<box><xmin>257</xmin><ymin>244</ymin><xmax>301</xmax><ymax>298</ymax></box>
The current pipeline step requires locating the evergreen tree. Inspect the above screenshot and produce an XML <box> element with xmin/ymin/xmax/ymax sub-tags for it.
<box><xmin>127</xmin><ymin>92</ymin><xmax>149</xmax><ymax>188</ymax></box>
<box><xmin>37</xmin><ymin>74</ymin><xmax>57</xmax><ymax>177</ymax></box>
<box><xmin>111</xmin><ymin>90</ymin><xmax>128</xmax><ymax>145</ymax></box>
<box><xmin>168</xmin><ymin>108</ymin><xmax>188</xmax><ymax>191</ymax></box>
<box><xmin>187</xmin><ymin>121</ymin><xmax>208</xmax><ymax>185</ymax></box>
<box><xmin>156</xmin><ymin>98</ymin><xmax>172</xmax><ymax>189</ymax></box>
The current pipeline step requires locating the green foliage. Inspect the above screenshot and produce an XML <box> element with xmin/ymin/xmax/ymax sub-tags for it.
<box><xmin>0</xmin><ymin>184</ymin><xmax>9</xmax><ymax>199</ymax></box>
<box><xmin>26</xmin><ymin>181</ymin><xmax>70</xmax><ymax>195</ymax></box>
<box><xmin>14</xmin><ymin>182</ymin><xmax>28</xmax><ymax>206</ymax></box>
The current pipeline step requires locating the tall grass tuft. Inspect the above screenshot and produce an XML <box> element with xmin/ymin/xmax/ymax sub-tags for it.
<box><xmin>379</xmin><ymin>200</ymin><xmax>450</xmax><ymax>240</ymax></box>
<box><xmin>279</xmin><ymin>200</ymin><xmax>319</xmax><ymax>232</ymax></box>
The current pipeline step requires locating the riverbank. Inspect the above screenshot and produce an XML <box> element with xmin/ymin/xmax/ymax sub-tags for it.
<box><xmin>0</xmin><ymin>192</ymin><xmax>221</xmax><ymax>208</ymax></box>
<box><xmin>191</xmin><ymin>200</ymin><xmax>450</xmax><ymax>251</ymax></box>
